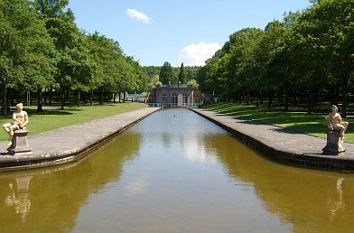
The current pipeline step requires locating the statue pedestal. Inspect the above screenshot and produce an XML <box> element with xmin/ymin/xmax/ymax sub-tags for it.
<box><xmin>7</xmin><ymin>129</ymin><xmax>32</xmax><ymax>155</ymax></box>
<box><xmin>322</xmin><ymin>130</ymin><xmax>345</xmax><ymax>155</ymax></box>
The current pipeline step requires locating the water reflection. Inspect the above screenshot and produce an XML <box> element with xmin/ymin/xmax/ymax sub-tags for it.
<box><xmin>125</xmin><ymin>177</ymin><xmax>148</xmax><ymax>196</ymax></box>
<box><xmin>0</xmin><ymin>109</ymin><xmax>354</xmax><ymax>233</ymax></box>
<box><xmin>206</xmin><ymin>133</ymin><xmax>354</xmax><ymax>233</ymax></box>
<box><xmin>0</xmin><ymin>132</ymin><xmax>141</xmax><ymax>233</ymax></box>
<box><xmin>5</xmin><ymin>176</ymin><xmax>32</xmax><ymax>222</ymax></box>
<box><xmin>329</xmin><ymin>178</ymin><xmax>345</xmax><ymax>221</ymax></box>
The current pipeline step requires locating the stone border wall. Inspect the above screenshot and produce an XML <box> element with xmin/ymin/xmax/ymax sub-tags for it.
<box><xmin>192</xmin><ymin>109</ymin><xmax>354</xmax><ymax>172</ymax></box>
<box><xmin>0</xmin><ymin>108</ymin><xmax>159</xmax><ymax>171</ymax></box>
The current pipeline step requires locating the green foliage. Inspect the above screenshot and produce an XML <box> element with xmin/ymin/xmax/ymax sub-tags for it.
<box><xmin>0</xmin><ymin>0</ymin><xmax>151</xmax><ymax>114</ymax></box>
<box><xmin>159</xmin><ymin>61</ymin><xmax>175</xmax><ymax>84</ymax></box>
<box><xmin>187</xmin><ymin>79</ymin><xmax>199</xmax><ymax>88</ymax></box>
<box><xmin>199</xmin><ymin>0</ymin><xmax>354</xmax><ymax>114</ymax></box>
<box><xmin>178</xmin><ymin>63</ymin><xmax>186</xmax><ymax>84</ymax></box>
<box><xmin>145</xmin><ymin>65</ymin><xmax>200</xmax><ymax>87</ymax></box>
<box><xmin>33</xmin><ymin>0</ymin><xmax>70</xmax><ymax>17</ymax></box>
<box><xmin>0</xmin><ymin>0</ymin><xmax>56</xmax><ymax>113</ymax></box>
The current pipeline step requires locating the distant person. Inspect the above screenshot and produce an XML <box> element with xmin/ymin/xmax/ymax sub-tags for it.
<box><xmin>327</xmin><ymin>105</ymin><xmax>348</xmax><ymax>137</ymax></box>
<box><xmin>2</xmin><ymin>103</ymin><xmax>29</xmax><ymax>146</ymax></box>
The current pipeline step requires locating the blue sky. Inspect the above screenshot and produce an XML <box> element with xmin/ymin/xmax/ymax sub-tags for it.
<box><xmin>68</xmin><ymin>0</ymin><xmax>311</xmax><ymax>67</ymax></box>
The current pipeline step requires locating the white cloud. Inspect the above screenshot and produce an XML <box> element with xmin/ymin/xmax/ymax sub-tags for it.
<box><xmin>177</xmin><ymin>42</ymin><xmax>221</xmax><ymax>66</ymax></box>
<box><xmin>126</xmin><ymin>8</ymin><xmax>150</xmax><ymax>24</ymax></box>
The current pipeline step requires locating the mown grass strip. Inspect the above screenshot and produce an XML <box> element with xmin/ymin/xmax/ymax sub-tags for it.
<box><xmin>0</xmin><ymin>102</ymin><xmax>146</xmax><ymax>141</ymax></box>
<box><xmin>204</xmin><ymin>102</ymin><xmax>354</xmax><ymax>143</ymax></box>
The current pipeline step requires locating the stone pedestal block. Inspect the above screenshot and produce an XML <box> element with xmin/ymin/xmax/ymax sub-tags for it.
<box><xmin>322</xmin><ymin>130</ymin><xmax>345</xmax><ymax>155</ymax></box>
<box><xmin>7</xmin><ymin>129</ymin><xmax>32</xmax><ymax>155</ymax></box>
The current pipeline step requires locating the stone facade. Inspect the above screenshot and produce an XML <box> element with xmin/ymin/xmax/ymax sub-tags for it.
<box><xmin>148</xmin><ymin>84</ymin><xmax>203</xmax><ymax>107</ymax></box>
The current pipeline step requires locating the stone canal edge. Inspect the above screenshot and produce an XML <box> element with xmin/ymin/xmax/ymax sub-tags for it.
<box><xmin>192</xmin><ymin>108</ymin><xmax>354</xmax><ymax>172</ymax></box>
<box><xmin>0</xmin><ymin>107</ymin><xmax>160</xmax><ymax>171</ymax></box>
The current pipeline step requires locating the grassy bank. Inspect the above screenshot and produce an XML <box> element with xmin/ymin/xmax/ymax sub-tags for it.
<box><xmin>204</xmin><ymin>102</ymin><xmax>354</xmax><ymax>143</ymax></box>
<box><xmin>0</xmin><ymin>102</ymin><xmax>147</xmax><ymax>141</ymax></box>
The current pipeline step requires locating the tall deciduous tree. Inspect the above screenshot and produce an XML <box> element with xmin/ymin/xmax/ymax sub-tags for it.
<box><xmin>0</xmin><ymin>0</ymin><xmax>55</xmax><ymax>114</ymax></box>
<box><xmin>198</xmin><ymin>0</ymin><xmax>353</xmax><ymax>115</ymax></box>
<box><xmin>34</xmin><ymin>0</ymin><xmax>96</xmax><ymax>109</ymax></box>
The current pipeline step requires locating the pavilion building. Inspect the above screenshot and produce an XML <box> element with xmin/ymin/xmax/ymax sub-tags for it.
<box><xmin>148</xmin><ymin>84</ymin><xmax>203</xmax><ymax>108</ymax></box>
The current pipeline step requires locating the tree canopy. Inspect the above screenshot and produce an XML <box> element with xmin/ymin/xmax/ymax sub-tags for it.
<box><xmin>198</xmin><ymin>0</ymin><xmax>353</xmax><ymax>114</ymax></box>
<box><xmin>0</xmin><ymin>0</ymin><xmax>151</xmax><ymax>114</ymax></box>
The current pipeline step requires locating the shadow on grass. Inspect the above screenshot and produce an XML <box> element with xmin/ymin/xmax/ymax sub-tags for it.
<box><xmin>27</xmin><ymin>110</ymin><xmax>74</xmax><ymax>116</ymax></box>
<box><xmin>205</xmin><ymin>102</ymin><xmax>330</xmax><ymax>136</ymax></box>
<box><xmin>61</xmin><ymin>108</ymin><xmax>83</xmax><ymax>112</ymax></box>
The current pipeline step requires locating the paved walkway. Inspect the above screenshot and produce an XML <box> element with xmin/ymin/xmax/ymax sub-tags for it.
<box><xmin>0</xmin><ymin>107</ymin><xmax>159</xmax><ymax>170</ymax></box>
<box><xmin>193</xmin><ymin>109</ymin><xmax>354</xmax><ymax>172</ymax></box>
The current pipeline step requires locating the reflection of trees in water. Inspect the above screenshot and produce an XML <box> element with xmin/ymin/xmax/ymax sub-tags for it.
<box><xmin>0</xmin><ymin>132</ymin><xmax>141</xmax><ymax>233</ymax></box>
<box><xmin>203</xmin><ymin>134</ymin><xmax>354</xmax><ymax>233</ymax></box>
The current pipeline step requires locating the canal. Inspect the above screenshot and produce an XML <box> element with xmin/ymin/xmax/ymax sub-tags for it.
<box><xmin>0</xmin><ymin>108</ymin><xmax>353</xmax><ymax>233</ymax></box>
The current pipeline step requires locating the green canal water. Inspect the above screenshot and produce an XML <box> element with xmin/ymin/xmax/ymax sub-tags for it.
<box><xmin>0</xmin><ymin>108</ymin><xmax>354</xmax><ymax>233</ymax></box>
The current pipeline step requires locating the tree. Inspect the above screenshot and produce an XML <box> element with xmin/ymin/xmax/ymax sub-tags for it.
<box><xmin>159</xmin><ymin>61</ymin><xmax>174</xmax><ymax>84</ymax></box>
<box><xmin>33</xmin><ymin>0</ymin><xmax>70</xmax><ymax>17</ymax></box>
<box><xmin>289</xmin><ymin>0</ymin><xmax>353</xmax><ymax>114</ymax></box>
<box><xmin>0</xmin><ymin>0</ymin><xmax>55</xmax><ymax>114</ymax></box>
<box><xmin>34</xmin><ymin>0</ymin><xmax>96</xmax><ymax>109</ymax></box>
<box><xmin>178</xmin><ymin>63</ymin><xmax>186</xmax><ymax>84</ymax></box>
<box><xmin>88</xmin><ymin>32</ymin><xmax>125</xmax><ymax>104</ymax></box>
<box><xmin>187</xmin><ymin>79</ymin><xmax>199</xmax><ymax>89</ymax></box>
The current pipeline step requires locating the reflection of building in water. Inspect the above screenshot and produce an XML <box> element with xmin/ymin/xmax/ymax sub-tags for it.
<box><xmin>181</xmin><ymin>136</ymin><xmax>217</xmax><ymax>164</ymax></box>
<box><xmin>329</xmin><ymin>178</ymin><xmax>345</xmax><ymax>221</ymax></box>
<box><xmin>5</xmin><ymin>176</ymin><xmax>32</xmax><ymax>222</ymax></box>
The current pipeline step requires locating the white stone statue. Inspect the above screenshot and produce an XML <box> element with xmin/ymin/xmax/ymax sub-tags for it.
<box><xmin>327</xmin><ymin>105</ymin><xmax>348</xmax><ymax>138</ymax></box>
<box><xmin>323</xmin><ymin>105</ymin><xmax>349</xmax><ymax>155</ymax></box>
<box><xmin>2</xmin><ymin>103</ymin><xmax>29</xmax><ymax>146</ymax></box>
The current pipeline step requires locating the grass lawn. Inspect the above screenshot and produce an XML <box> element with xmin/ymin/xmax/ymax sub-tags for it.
<box><xmin>204</xmin><ymin>102</ymin><xmax>354</xmax><ymax>143</ymax></box>
<box><xmin>0</xmin><ymin>102</ymin><xmax>147</xmax><ymax>141</ymax></box>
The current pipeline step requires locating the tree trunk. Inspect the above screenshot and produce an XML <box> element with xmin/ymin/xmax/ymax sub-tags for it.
<box><xmin>334</xmin><ymin>86</ymin><xmax>340</xmax><ymax>106</ymax></box>
<box><xmin>74</xmin><ymin>90</ymin><xmax>78</xmax><ymax>105</ymax></box>
<box><xmin>99</xmin><ymin>89</ymin><xmax>103</xmax><ymax>105</ymax></box>
<box><xmin>77</xmin><ymin>91</ymin><xmax>81</xmax><ymax>106</ymax></box>
<box><xmin>307</xmin><ymin>93</ymin><xmax>313</xmax><ymax>114</ymax></box>
<box><xmin>37</xmin><ymin>88</ymin><xmax>43</xmax><ymax>112</ymax></box>
<box><xmin>278</xmin><ymin>92</ymin><xmax>283</xmax><ymax>106</ymax></box>
<box><xmin>307</xmin><ymin>88</ymin><xmax>318</xmax><ymax>114</ymax></box>
<box><xmin>268</xmin><ymin>93</ymin><xmax>273</xmax><ymax>108</ymax></box>
<box><xmin>118</xmin><ymin>92</ymin><xmax>121</xmax><ymax>102</ymax></box>
<box><xmin>113</xmin><ymin>93</ymin><xmax>116</xmax><ymax>103</ymax></box>
<box><xmin>56</xmin><ymin>89</ymin><xmax>60</xmax><ymax>102</ymax></box>
<box><xmin>1</xmin><ymin>83</ymin><xmax>8</xmax><ymax>116</ymax></box>
<box><xmin>123</xmin><ymin>92</ymin><xmax>126</xmax><ymax>102</ymax></box>
<box><xmin>66</xmin><ymin>89</ymin><xmax>70</xmax><ymax>103</ymax></box>
<box><xmin>294</xmin><ymin>92</ymin><xmax>298</xmax><ymax>107</ymax></box>
<box><xmin>48</xmin><ymin>87</ymin><xmax>52</xmax><ymax>105</ymax></box>
<box><xmin>9</xmin><ymin>89</ymin><xmax>15</xmax><ymax>106</ymax></box>
<box><xmin>44</xmin><ymin>89</ymin><xmax>47</xmax><ymax>104</ymax></box>
<box><xmin>61</xmin><ymin>87</ymin><xmax>65</xmax><ymax>110</ymax></box>
<box><xmin>284</xmin><ymin>85</ymin><xmax>289</xmax><ymax>111</ymax></box>
<box><xmin>341</xmin><ymin>74</ymin><xmax>349</xmax><ymax>118</ymax></box>
<box><xmin>90</xmin><ymin>90</ymin><xmax>93</xmax><ymax>106</ymax></box>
